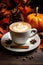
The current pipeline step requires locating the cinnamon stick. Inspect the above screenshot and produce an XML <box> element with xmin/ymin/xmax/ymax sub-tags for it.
<box><xmin>10</xmin><ymin>45</ymin><xmax>29</xmax><ymax>49</ymax></box>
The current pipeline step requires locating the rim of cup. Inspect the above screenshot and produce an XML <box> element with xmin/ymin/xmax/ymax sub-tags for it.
<box><xmin>9</xmin><ymin>22</ymin><xmax>32</xmax><ymax>33</ymax></box>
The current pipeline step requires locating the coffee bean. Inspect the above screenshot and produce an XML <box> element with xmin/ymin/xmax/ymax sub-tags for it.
<box><xmin>31</xmin><ymin>56</ymin><xmax>34</xmax><ymax>59</ymax></box>
<box><xmin>22</xmin><ymin>58</ymin><xmax>26</xmax><ymax>61</ymax></box>
<box><xmin>25</xmin><ymin>56</ymin><xmax>28</xmax><ymax>58</ymax></box>
<box><xmin>29</xmin><ymin>56</ymin><xmax>34</xmax><ymax>60</ymax></box>
<box><xmin>29</xmin><ymin>57</ymin><xmax>32</xmax><ymax>60</ymax></box>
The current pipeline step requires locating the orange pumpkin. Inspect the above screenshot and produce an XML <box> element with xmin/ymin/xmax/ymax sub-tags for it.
<box><xmin>26</xmin><ymin>12</ymin><xmax>43</xmax><ymax>31</ymax></box>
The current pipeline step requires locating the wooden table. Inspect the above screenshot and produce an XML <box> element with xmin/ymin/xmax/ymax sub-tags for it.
<box><xmin>0</xmin><ymin>35</ymin><xmax>43</xmax><ymax>65</ymax></box>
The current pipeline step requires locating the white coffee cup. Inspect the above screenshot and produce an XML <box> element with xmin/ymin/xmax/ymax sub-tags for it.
<box><xmin>9</xmin><ymin>22</ymin><xmax>37</xmax><ymax>45</ymax></box>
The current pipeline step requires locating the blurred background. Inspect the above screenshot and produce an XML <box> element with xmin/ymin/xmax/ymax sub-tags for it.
<box><xmin>0</xmin><ymin>0</ymin><xmax>43</xmax><ymax>38</ymax></box>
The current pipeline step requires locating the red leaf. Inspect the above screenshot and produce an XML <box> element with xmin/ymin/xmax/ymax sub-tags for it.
<box><xmin>2</xmin><ymin>18</ymin><xmax>9</xmax><ymax>24</ymax></box>
<box><xmin>0</xmin><ymin>27</ymin><xmax>4</xmax><ymax>34</ymax></box>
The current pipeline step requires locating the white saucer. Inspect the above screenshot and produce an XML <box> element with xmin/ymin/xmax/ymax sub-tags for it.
<box><xmin>1</xmin><ymin>32</ymin><xmax>40</xmax><ymax>52</ymax></box>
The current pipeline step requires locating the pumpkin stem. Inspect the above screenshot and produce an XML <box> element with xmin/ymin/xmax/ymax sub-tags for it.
<box><xmin>36</xmin><ymin>7</ymin><xmax>39</xmax><ymax>16</ymax></box>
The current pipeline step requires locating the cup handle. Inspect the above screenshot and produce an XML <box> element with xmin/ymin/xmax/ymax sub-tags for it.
<box><xmin>30</xmin><ymin>28</ymin><xmax>37</xmax><ymax>37</ymax></box>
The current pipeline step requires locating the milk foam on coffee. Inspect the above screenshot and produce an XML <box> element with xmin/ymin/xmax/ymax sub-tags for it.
<box><xmin>10</xmin><ymin>22</ymin><xmax>31</xmax><ymax>32</ymax></box>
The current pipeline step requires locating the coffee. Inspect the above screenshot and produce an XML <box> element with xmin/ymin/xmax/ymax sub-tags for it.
<box><xmin>9</xmin><ymin>21</ymin><xmax>37</xmax><ymax>44</ymax></box>
<box><xmin>9</xmin><ymin>22</ymin><xmax>31</xmax><ymax>32</ymax></box>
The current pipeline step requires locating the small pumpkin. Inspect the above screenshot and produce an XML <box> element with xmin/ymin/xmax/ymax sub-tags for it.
<box><xmin>26</xmin><ymin>7</ymin><xmax>43</xmax><ymax>31</ymax></box>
